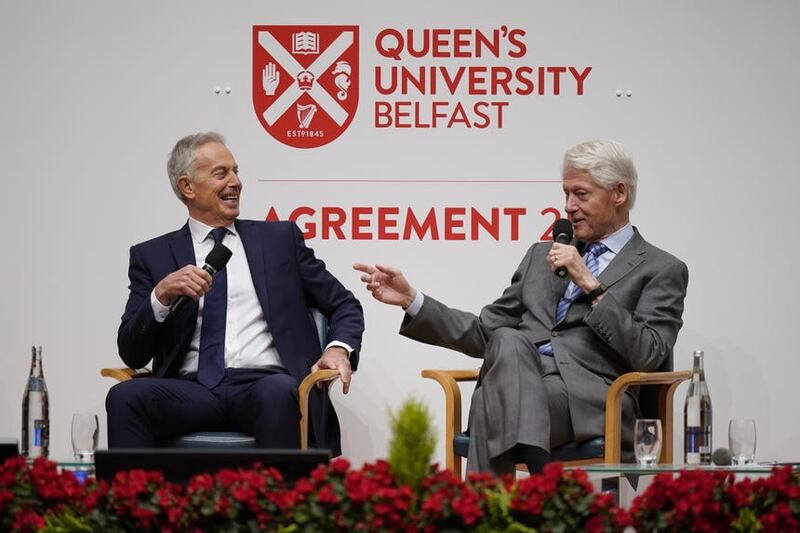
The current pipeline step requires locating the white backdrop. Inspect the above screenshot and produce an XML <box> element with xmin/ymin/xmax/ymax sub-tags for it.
<box><xmin>1</xmin><ymin>0</ymin><xmax>799</xmax><ymax>466</ymax></box>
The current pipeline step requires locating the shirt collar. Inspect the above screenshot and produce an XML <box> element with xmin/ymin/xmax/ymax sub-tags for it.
<box><xmin>598</xmin><ymin>222</ymin><xmax>634</xmax><ymax>255</ymax></box>
<box><xmin>187</xmin><ymin>217</ymin><xmax>238</xmax><ymax>244</ymax></box>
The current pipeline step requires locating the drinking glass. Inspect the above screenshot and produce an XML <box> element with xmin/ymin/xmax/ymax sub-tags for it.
<box><xmin>728</xmin><ymin>419</ymin><xmax>757</xmax><ymax>465</ymax></box>
<box><xmin>634</xmin><ymin>418</ymin><xmax>663</xmax><ymax>466</ymax></box>
<box><xmin>71</xmin><ymin>413</ymin><xmax>99</xmax><ymax>462</ymax></box>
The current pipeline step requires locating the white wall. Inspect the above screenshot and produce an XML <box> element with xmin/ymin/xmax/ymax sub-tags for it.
<box><xmin>1</xmin><ymin>0</ymin><xmax>798</xmax><ymax>465</ymax></box>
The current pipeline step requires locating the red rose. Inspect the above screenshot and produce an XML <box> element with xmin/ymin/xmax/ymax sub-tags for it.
<box><xmin>331</xmin><ymin>457</ymin><xmax>351</xmax><ymax>474</ymax></box>
<box><xmin>315</xmin><ymin>483</ymin><xmax>340</xmax><ymax>504</ymax></box>
<box><xmin>12</xmin><ymin>509</ymin><xmax>46</xmax><ymax>532</ymax></box>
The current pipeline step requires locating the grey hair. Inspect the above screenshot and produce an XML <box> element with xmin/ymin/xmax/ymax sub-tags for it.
<box><xmin>166</xmin><ymin>132</ymin><xmax>226</xmax><ymax>201</ymax></box>
<box><xmin>562</xmin><ymin>140</ymin><xmax>638</xmax><ymax>209</ymax></box>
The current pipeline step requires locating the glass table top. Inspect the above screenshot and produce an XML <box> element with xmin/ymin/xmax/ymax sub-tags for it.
<box><xmin>567</xmin><ymin>463</ymin><xmax>786</xmax><ymax>475</ymax></box>
<box><xmin>25</xmin><ymin>457</ymin><xmax>94</xmax><ymax>469</ymax></box>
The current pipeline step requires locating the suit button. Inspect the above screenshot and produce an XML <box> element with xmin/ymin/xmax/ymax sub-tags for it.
<box><xmin>552</xmin><ymin>331</ymin><xmax>559</xmax><ymax>337</ymax></box>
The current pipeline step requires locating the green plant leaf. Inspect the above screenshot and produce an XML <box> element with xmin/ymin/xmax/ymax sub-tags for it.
<box><xmin>388</xmin><ymin>397</ymin><xmax>437</xmax><ymax>488</ymax></box>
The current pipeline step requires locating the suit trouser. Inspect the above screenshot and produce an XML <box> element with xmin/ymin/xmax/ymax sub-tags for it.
<box><xmin>106</xmin><ymin>367</ymin><xmax>300</xmax><ymax>448</ymax></box>
<box><xmin>467</xmin><ymin>327</ymin><xmax>573</xmax><ymax>474</ymax></box>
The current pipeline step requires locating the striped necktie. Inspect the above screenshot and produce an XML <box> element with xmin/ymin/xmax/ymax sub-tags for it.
<box><xmin>539</xmin><ymin>242</ymin><xmax>608</xmax><ymax>357</ymax></box>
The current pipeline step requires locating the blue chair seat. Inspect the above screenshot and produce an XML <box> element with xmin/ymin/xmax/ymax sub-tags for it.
<box><xmin>453</xmin><ymin>432</ymin><xmax>605</xmax><ymax>463</ymax></box>
<box><xmin>167</xmin><ymin>431</ymin><xmax>256</xmax><ymax>449</ymax></box>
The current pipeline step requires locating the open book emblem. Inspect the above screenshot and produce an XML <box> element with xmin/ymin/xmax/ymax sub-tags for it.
<box><xmin>253</xmin><ymin>25</ymin><xmax>359</xmax><ymax>149</ymax></box>
<box><xmin>292</xmin><ymin>32</ymin><xmax>319</xmax><ymax>55</ymax></box>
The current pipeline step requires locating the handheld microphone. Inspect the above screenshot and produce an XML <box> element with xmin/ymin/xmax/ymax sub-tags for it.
<box><xmin>552</xmin><ymin>219</ymin><xmax>573</xmax><ymax>278</ymax></box>
<box><xmin>712</xmin><ymin>447</ymin><xmax>733</xmax><ymax>466</ymax></box>
<box><xmin>168</xmin><ymin>242</ymin><xmax>232</xmax><ymax>316</ymax></box>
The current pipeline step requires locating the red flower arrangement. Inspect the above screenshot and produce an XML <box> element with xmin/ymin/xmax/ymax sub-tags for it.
<box><xmin>732</xmin><ymin>466</ymin><xmax>800</xmax><ymax>533</ymax></box>
<box><xmin>183</xmin><ymin>463</ymin><xmax>292</xmax><ymax>531</ymax></box>
<box><xmin>628</xmin><ymin>465</ymin><xmax>800</xmax><ymax>533</ymax></box>
<box><xmin>90</xmin><ymin>469</ymin><xmax>182</xmax><ymax>531</ymax></box>
<box><xmin>6</xmin><ymin>454</ymin><xmax>799</xmax><ymax>533</ymax></box>
<box><xmin>0</xmin><ymin>456</ymin><xmax>95</xmax><ymax>532</ymax></box>
<box><xmin>509</xmin><ymin>462</ymin><xmax>624</xmax><ymax>533</ymax></box>
<box><xmin>287</xmin><ymin>458</ymin><xmax>414</xmax><ymax>532</ymax></box>
<box><xmin>628</xmin><ymin>469</ymin><xmax>737</xmax><ymax>532</ymax></box>
<box><xmin>413</xmin><ymin>468</ymin><xmax>507</xmax><ymax>531</ymax></box>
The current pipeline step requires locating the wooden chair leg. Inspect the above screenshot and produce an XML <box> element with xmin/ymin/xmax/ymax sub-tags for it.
<box><xmin>658</xmin><ymin>378</ymin><xmax>685</xmax><ymax>463</ymax></box>
<box><xmin>298</xmin><ymin>369</ymin><xmax>340</xmax><ymax>450</ymax></box>
<box><xmin>422</xmin><ymin>369</ymin><xmax>479</xmax><ymax>478</ymax></box>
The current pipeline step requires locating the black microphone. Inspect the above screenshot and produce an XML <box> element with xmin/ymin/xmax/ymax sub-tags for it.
<box><xmin>552</xmin><ymin>219</ymin><xmax>573</xmax><ymax>278</ymax></box>
<box><xmin>168</xmin><ymin>242</ymin><xmax>232</xmax><ymax>316</ymax></box>
<box><xmin>712</xmin><ymin>447</ymin><xmax>733</xmax><ymax>466</ymax></box>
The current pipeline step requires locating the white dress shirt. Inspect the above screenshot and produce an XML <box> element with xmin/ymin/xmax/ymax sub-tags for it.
<box><xmin>151</xmin><ymin>218</ymin><xmax>284</xmax><ymax>374</ymax></box>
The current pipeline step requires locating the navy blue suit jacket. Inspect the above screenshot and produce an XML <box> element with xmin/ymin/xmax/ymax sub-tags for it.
<box><xmin>117</xmin><ymin>219</ymin><xmax>364</xmax><ymax>455</ymax></box>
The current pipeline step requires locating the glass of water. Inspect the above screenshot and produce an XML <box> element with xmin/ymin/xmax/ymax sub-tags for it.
<box><xmin>729</xmin><ymin>419</ymin><xmax>757</xmax><ymax>465</ymax></box>
<box><xmin>634</xmin><ymin>418</ymin><xmax>663</xmax><ymax>466</ymax></box>
<box><xmin>71</xmin><ymin>413</ymin><xmax>99</xmax><ymax>462</ymax></box>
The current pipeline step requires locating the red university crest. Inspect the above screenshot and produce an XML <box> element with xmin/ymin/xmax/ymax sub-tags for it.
<box><xmin>252</xmin><ymin>25</ymin><xmax>359</xmax><ymax>149</ymax></box>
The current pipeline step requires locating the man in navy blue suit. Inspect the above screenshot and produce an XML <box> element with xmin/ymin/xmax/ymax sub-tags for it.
<box><xmin>106</xmin><ymin>132</ymin><xmax>364</xmax><ymax>455</ymax></box>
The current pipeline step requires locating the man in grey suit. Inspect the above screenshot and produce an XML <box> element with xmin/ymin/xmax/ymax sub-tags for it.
<box><xmin>354</xmin><ymin>140</ymin><xmax>688</xmax><ymax>475</ymax></box>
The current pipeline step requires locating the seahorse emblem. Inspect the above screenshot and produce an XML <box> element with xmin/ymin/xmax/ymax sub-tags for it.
<box><xmin>332</xmin><ymin>61</ymin><xmax>351</xmax><ymax>101</ymax></box>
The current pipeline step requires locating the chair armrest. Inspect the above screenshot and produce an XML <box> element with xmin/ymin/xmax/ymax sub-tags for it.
<box><xmin>298</xmin><ymin>369</ymin><xmax>341</xmax><ymax>449</ymax></box>
<box><xmin>100</xmin><ymin>367</ymin><xmax>153</xmax><ymax>382</ymax></box>
<box><xmin>603</xmin><ymin>370</ymin><xmax>692</xmax><ymax>463</ymax></box>
<box><xmin>421</xmin><ymin>369</ymin><xmax>479</xmax><ymax>474</ymax></box>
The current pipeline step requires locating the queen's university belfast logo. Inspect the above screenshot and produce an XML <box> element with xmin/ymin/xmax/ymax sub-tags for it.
<box><xmin>253</xmin><ymin>25</ymin><xmax>359</xmax><ymax>148</ymax></box>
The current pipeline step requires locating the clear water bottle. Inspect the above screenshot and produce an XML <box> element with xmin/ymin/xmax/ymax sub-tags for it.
<box><xmin>21</xmin><ymin>346</ymin><xmax>49</xmax><ymax>458</ymax></box>
<box><xmin>684</xmin><ymin>350</ymin><xmax>712</xmax><ymax>464</ymax></box>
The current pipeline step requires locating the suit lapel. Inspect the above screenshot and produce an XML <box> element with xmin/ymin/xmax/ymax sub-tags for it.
<box><xmin>555</xmin><ymin>230</ymin><xmax>645</xmax><ymax>327</ymax></box>
<box><xmin>597</xmin><ymin>228</ymin><xmax>646</xmax><ymax>287</ymax></box>
<box><xmin>169</xmin><ymin>223</ymin><xmax>195</xmax><ymax>268</ymax></box>
<box><xmin>162</xmin><ymin>223</ymin><xmax>198</xmax><ymax>376</ymax></box>
<box><xmin>236</xmin><ymin>220</ymin><xmax>272</xmax><ymax>324</ymax></box>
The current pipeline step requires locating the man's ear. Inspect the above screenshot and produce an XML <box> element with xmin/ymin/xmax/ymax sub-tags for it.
<box><xmin>177</xmin><ymin>175</ymin><xmax>194</xmax><ymax>200</ymax></box>
<box><xmin>613</xmin><ymin>181</ymin><xmax>628</xmax><ymax>207</ymax></box>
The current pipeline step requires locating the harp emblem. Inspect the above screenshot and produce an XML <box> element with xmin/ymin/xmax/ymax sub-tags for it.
<box><xmin>296</xmin><ymin>104</ymin><xmax>318</xmax><ymax>129</ymax></box>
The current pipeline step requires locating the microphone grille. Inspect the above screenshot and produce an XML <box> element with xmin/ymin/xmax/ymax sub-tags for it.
<box><xmin>712</xmin><ymin>447</ymin><xmax>733</xmax><ymax>466</ymax></box>
<box><xmin>553</xmin><ymin>218</ymin><xmax>573</xmax><ymax>242</ymax></box>
<box><xmin>205</xmin><ymin>243</ymin><xmax>232</xmax><ymax>271</ymax></box>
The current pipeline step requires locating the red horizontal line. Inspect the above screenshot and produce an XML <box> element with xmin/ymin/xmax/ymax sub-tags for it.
<box><xmin>257</xmin><ymin>179</ymin><xmax>560</xmax><ymax>184</ymax></box>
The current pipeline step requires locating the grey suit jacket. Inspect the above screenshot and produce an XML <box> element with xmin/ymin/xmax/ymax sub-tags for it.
<box><xmin>401</xmin><ymin>228</ymin><xmax>688</xmax><ymax>446</ymax></box>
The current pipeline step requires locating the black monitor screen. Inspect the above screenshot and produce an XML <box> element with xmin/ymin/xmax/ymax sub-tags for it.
<box><xmin>0</xmin><ymin>439</ymin><xmax>19</xmax><ymax>463</ymax></box>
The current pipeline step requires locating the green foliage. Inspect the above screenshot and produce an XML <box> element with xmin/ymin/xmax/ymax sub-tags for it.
<box><xmin>42</xmin><ymin>509</ymin><xmax>94</xmax><ymax>532</ymax></box>
<box><xmin>475</xmin><ymin>484</ymin><xmax>538</xmax><ymax>533</ymax></box>
<box><xmin>387</xmin><ymin>397</ymin><xmax>437</xmax><ymax>487</ymax></box>
<box><xmin>732</xmin><ymin>508</ymin><xmax>763</xmax><ymax>532</ymax></box>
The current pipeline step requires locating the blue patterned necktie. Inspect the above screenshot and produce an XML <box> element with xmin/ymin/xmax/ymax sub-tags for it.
<box><xmin>539</xmin><ymin>242</ymin><xmax>608</xmax><ymax>357</ymax></box>
<box><xmin>197</xmin><ymin>227</ymin><xmax>228</xmax><ymax>388</ymax></box>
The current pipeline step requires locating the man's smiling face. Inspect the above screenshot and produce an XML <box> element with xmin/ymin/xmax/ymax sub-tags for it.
<box><xmin>179</xmin><ymin>142</ymin><xmax>242</xmax><ymax>227</ymax></box>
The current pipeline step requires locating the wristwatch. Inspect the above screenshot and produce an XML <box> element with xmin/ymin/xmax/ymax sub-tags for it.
<box><xmin>585</xmin><ymin>283</ymin><xmax>608</xmax><ymax>302</ymax></box>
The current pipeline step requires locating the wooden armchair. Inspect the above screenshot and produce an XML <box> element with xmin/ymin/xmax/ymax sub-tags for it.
<box><xmin>102</xmin><ymin>308</ymin><xmax>341</xmax><ymax>449</ymax></box>
<box><xmin>101</xmin><ymin>367</ymin><xmax>340</xmax><ymax>449</ymax></box>
<box><xmin>422</xmin><ymin>368</ymin><xmax>691</xmax><ymax>477</ymax></box>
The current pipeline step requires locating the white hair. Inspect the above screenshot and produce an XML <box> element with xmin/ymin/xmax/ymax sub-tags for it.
<box><xmin>563</xmin><ymin>140</ymin><xmax>638</xmax><ymax>209</ymax></box>
<box><xmin>166</xmin><ymin>132</ymin><xmax>226</xmax><ymax>201</ymax></box>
